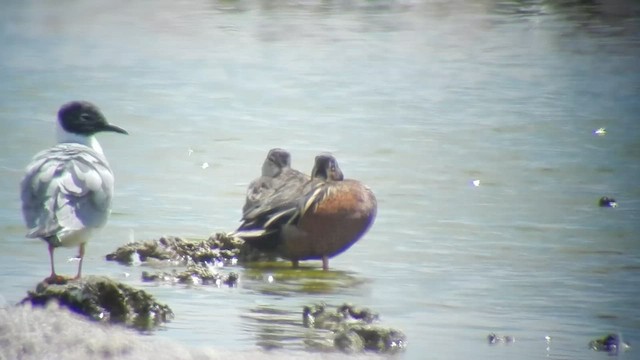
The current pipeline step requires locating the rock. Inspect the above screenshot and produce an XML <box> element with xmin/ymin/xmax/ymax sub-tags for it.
<box><xmin>589</xmin><ymin>333</ymin><xmax>630</xmax><ymax>354</ymax></box>
<box><xmin>337</xmin><ymin>303</ymin><xmax>378</xmax><ymax>323</ymax></box>
<box><xmin>302</xmin><ymin>302</ymin><xmax>406</xmax><ymax>354</ymax></box>
<box><xmin>141</xmin><ymin>263</ymin><xmax>239</xmax><ymax>287</ymax></box>
<box><xmin>226</xmin><ymin>272</ymin><xmax>240</xmax><ymax>286</ymax></box>
<box><xmin>106</xmin><ymin>233</ymin><xmax>267</xmax><ymax>266</ymax></box>
<box><xmin>487</xmin><ymin>333</ymin><xmax>515</xmax><ymax>345</ymax></box>
<box><xmin>105</xmin><ymin>236</ymin><xmax>183</xmax><ymax>264</ymax></box>
<box><xmin>20</xmin><ymin>275</ymin><xmax>173</xmax><ymax>331</ymax></box>
<box><xmin>334</xmin><ymin>330</ymin><xmax>365</xmax><ymax>353</ymax></box>
<box><xmin>303</xmin><ymin>303</ymin><xmax>378</xmax><ymax>330</ymax></box>
<box><xmin>598</xmin><ymin>196</ymin><xmax>618</xmax><ymax>208</ymax></box>
<box><xmin>302</xmin><ymin>303</ymin><xmax>344</xmax><ymax>330</ymax></box>
<box><xmin>594</xmin><ymin>127</ymin><xmax>607</xmax><ymax>136</ymax></box>
<box><xmin>335</xmin><ymin>324</ymin><xmax>406</xmax><ymax>353</ymax></box>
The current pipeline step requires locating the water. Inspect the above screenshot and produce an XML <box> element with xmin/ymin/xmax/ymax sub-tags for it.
<box><xmin>1</xmin><ymin>0</ymin><xmax>639</xmax><ymax>359</ymax></box>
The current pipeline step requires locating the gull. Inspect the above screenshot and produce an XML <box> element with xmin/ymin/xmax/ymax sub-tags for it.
<box><xmin>20</xmin><ymin>101</ymin><xmax>128</xmax><ymax>283</ymax></box>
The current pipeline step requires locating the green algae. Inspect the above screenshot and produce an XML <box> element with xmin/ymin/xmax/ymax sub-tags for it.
<box><xmin>243</xmin><ymin>264</ymin><xmax>368</xmax><ymax>296</ymax></box>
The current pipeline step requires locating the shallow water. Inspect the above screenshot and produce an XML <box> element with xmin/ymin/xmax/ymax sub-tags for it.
<box><xmin>1</xmin><ymin>0</ymin><xmax>639</xmax><ymax>359</ymax></box>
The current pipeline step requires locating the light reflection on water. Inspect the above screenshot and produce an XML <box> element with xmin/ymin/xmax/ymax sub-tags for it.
<box><xmin>1</xmin><ymin>1</ymin><xmax>639</xmax><ymax>359</ymax></box>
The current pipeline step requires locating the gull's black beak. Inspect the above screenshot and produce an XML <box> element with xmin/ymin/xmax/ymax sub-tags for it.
<box><xmin>103</xmin><ymin>123</ymin><xmax>128</xmax><ymax>135</ymax></box>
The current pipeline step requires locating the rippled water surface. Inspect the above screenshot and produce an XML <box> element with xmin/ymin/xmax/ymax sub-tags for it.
<box><xmin>1</xmin><ymin>1</ymin><xmax>639</xmax><ymax>359</ymax></box>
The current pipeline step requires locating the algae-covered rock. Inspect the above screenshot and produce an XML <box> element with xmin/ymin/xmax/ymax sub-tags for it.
<box><xmin>337</xmin><ymin>303</ymin><xmax>378</xmax><ymax>323</ymax></box>
<box><xmin>141</xmin><ymin>263</ymin><xmax>239</xmax><ymax>287</ymax></box>
<box><xmin>303</xmin><ymin>303</ymin><xmax>378</xmax><ymax>330</ymax></box>
<box><xmin>105</xmin><ymin>236</ymin><xmax>183</xmax><ymax>264</ymax></box>
<box><xmin>333</xmin><ymin>329</ymin><xmax>365</xmax><ymax>353</ymax></box>
<box><xmin>302</xmin><ymin>302</ymin><xmax>406</xmax><ymax>354</ymax></box>
<box><xmin>598</xmin><ymin>196</ymin><xmax>618</xmax><ymax>208</ymax></box>
<box><xmin>106</xmin><ymin>233</ymin><xmax>266</xmax><ymax>266</ymax></box>
<box><xmin>20</xmin><ymin>276</ymin><xmax>173</xmax><ymax>331</ymax></box>
<box><xmin>589</xmin><ymin>333</ymin><xmax>630</xmax><ymax>354</ymax></box>
<box><xmin>335</xmin><ymin>324</ymin><xmax>406</xmax><ymax>353</ymax></box>
<box><xmin>302</xmin><ymin>303</ymin><xmax>344</xmax><ymax>330</ymax></box>
<box><xmin>487</xmin><ymin>333</ymin><xmax>515</xmax><ymax>345</ymax></box>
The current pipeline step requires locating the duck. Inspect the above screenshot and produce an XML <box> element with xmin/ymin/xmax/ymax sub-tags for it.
<box><xmin>234</xmin><ymin>153</ymin><xmax>377</xmax><ymax>271</ymax></box>
<box><xmin>20</xmin><ymin>101</ymin><xmax>128</xmax><ymax>283</ymax></box>
<box><xmin>242</xmin><ymin>148</ymin><xmax>309</xmax><ymax>219</ymax></box>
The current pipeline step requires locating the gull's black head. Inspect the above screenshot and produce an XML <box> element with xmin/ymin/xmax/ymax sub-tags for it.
<box><xmin>58</xmin><ymin>101</ymin><xmax>128</xmax><ymax>136</ymax></box>
<box><xmin>262</xmin><ymin>148</ymin><xmax>291</xmax><ymax>177</ymax></box>
<box><xmin>311</xmin><ymin>154</ymin><xmax>344</xmax><ymax>181</ymax></box>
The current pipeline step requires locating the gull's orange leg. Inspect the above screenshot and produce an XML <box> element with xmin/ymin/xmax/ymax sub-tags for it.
<box><xmin>44</xmin><ymin>244</ymin><xmax>66</xmax><ymax>284</ymax></box>
<box><xmin>74</xmin><ymin>242</ymin><xmax>86</xmax><ymax>280</ymax></box>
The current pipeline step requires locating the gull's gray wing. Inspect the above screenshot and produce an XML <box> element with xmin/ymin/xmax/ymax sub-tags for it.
<box><xmin>20</xmin><ymin>143</ymin><xmax>115</xmax><ymax>240</ymax></box>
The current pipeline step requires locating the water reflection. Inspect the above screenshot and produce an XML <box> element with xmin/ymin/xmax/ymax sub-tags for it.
<box><xmin>1</xmin><ymin>0</ymin><xmax>640</xmax><ymax>359</ymax></box>
<box><xmin>241</xmin><ymin>305</ymin><xmax>333</xmax><ymax>351</ymax></box>
<box><xmin>242</xmin><ymin>262</ymin><xmax>369</xmax><ymax>296</ymax></box>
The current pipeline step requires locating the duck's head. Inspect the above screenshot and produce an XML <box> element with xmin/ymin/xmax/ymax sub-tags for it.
<box><xmin>311</xmin><ymin>154</ymin><xmax>344</xmax><ymax>181</ymax></box>
<box><xmin>262</xmin><ymin>148</ymin><xmax>291</xmax><ymax>177</ymax></box>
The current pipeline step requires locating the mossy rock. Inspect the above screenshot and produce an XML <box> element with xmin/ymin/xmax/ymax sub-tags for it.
<box><xmin>106</xmin><ymin>233</ymin><xmax>267</xmax><ymax>266</ymax></box>
<box><xmin>302</xmin><ymin>302</ymin><xmax>406</xmax><ymax>354</ymax></box>
<box><xmin>303</xmin><ymin>303</ymin><xmax>378</xmax><ymax>330</ymax></box>
<box><xmin>487</xmin><ymin>333</ymin><xmax>515</xmax><ymax>345</ymax></box>
<box><xmin>141</xmin><ymin>263</ymin><xmax>239</xmax><ymax>287</ymax></box>
<box><xmin>20</xmin><ymin>276</ymin><xmax>173</xmax><ymax>331</ymax></box>
<box><xmin>589</xmin><ymin>333</ymin><xmax>630</xmax><ymax>354</ymax></box>
<box><xmin>302</xmin><ymin>302</ymin><xmax>344</xmax><ymax>330</ymax></box>
<box><xmin>335</xmin><ymin>324</ymin><xmax>406</xmax><ymax>353</ymax></box>
<box><xmin>333</xmin><ymin>329</ymin><xmax>365</xmax><ymax>353</ymax></box>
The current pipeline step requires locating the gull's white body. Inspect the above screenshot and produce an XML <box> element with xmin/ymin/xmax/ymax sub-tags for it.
<box><xmin>21</xmin><ymin>122</ymin><xmax>114</xmax><ymax>249</ymax></box>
